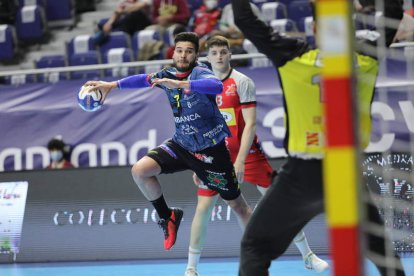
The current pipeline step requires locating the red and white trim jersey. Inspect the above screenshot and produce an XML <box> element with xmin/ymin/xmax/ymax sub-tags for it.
<box><xmin>197</xmin><ymin>69</ymin><xmax>274</xmax><ymax>196</ymax></box>
<box><xmin>217</xmin><ymin>69</ymin><xmax>263</xmax><ymax>163</ymax></box>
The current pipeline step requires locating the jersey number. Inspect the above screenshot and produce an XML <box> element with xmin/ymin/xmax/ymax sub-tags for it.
<box><xmin>216</xmin><ymin>95</ymin><xmax>223</xmax><ymax>107</ymax></box>
<box><xmin>173</xmin><ymin>91</ymin><xmax>182</xmax><ymax>116</ymax></box>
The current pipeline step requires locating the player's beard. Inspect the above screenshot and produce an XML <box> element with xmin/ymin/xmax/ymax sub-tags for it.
<box><xmin>173</xmin><ymin>59</ymin><xmax>197</xmax><ymax>73</ymax></box>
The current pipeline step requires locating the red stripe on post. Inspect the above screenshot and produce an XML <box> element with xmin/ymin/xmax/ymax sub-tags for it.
<box><xmin>330</xmin><ymin>227</ymin><xmax>362</xmax><ymax>276</ymax></box>
<box><xmin>324</xmin><ymin>77</ymin><xmax>354</xmax><ymax>147</ymax></box>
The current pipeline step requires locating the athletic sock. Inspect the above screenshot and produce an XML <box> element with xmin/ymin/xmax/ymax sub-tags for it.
<box><xmin>294</xmin><ymin>231</ymin><xmax>312</xmax><ymax>258</ymax></box>
<box><xmin>150</xmin><ymin>194</ymin><xmax>171</xmax><ymax>220</ymax></box>
<box><xmin>187</xmin><ymin>246</ymin><xmax>202</xmax><ymax>269</ymax></box>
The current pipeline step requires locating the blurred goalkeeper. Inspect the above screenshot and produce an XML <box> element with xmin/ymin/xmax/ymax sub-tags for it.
<box><xmin>231</xmin><ymin>0</ymin><xmax>405</xmax><ymax>275</ymax></box>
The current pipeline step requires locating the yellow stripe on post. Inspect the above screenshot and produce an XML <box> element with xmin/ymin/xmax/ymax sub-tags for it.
<box><xmin>323</xmin><ymin>55</ymin><xmax>351</xmax><ymax>77</ymax></box>
<box><xmin>318</xmin><ymin>1</ymin><xmax>349</xmax><ymax>17</ymax></box>
<box><xmin>324</xmin><ymin>147</ymin><xmax>359</xmax><ymax>226</ymax></box>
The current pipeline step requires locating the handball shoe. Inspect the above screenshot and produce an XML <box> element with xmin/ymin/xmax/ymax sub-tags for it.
<box><xmin>158</xmin><ymin>208</ymin><xmax>183</xmax><ymax>250</ymax></box>
<box><xmin>304</xmin><ymin>252</ymin><xmax>329</xmax><ymax>273</ymax></box>
<box><xmin>184</xmin><ymin>267</ymin><xmax>199</xmax><ymax>276</ymax></box>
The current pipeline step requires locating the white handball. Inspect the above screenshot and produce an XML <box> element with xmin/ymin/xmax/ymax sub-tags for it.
<box><xmin>77</xmin><ymin>85</ymin><xmax>103</xmax><ymax>112</ymax></box>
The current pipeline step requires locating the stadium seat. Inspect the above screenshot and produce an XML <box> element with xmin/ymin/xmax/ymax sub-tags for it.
<box><xmin>45</xmin><ymin>0</ymin><xmax>76</xmax><ymax>27</ymax></box>
<box><xmin>0</xmin><ymin>24</ymin><xmax>18</xmax><ymax>62</ymax></box>
<box><xmin>251</xmin><ymin>0</ymin><xmax>271</xmax><ymax>9</ymax></box>
<box><xmin>36</xmin><ymin>54</ymin><xmax>69</xmax><ymax>82</ymax></box>
<box><xmin>15</xmin><ymin>5</ymin><xmax>48</xmax><ymax>43</ymax></box>
<box><xmin>17</xmin><ymin>0</ymin><xmax>45</xmax><ymax>7</ymax></box>
<box><xmin>242</xmin><ymin>39</ymin><xmax>271</xmax><ymax>68</ymax></box>
<box><xmin>3</xmin><ymin>74</ymin><xmax>37</xmax><ymax>85</ymax></box>
<box><xmin>132</xmin><ymin>29</ymin><xmax>161</xmax><ymax>58</ymax></box>
<box><xmin>298</xmin><ymin>16</ymin><xmax>315</xmax><ymax>46</ymax></box>
<box><xmin>287</xmin><ymin>0</ymin><xmax>313</xmax><ymax>25</ymax></box>
<box><xmin>66</xmin><ymin>34</ymin><xmax>96</xmax><ymax>58</ymax></box>
<box><xmin>102</xmin><ymin>47</ymin><xmax>135</xmax><ymax>77</ymax></box>
<box><xmin>99</xmin><ymin>31</ymin><xmax>131</xmax><ymax>57</ymax></box>
<box><xmin>69</xmin><ymin>50</ymin><xmax>102</xmax><ymax>79</ymax></box>
<box><xmin>162</xmin><ymin>24</ymin><xmax>178</xmax><ymax>47</ymax></box>
<box><xmin>270</xmin><ymin>19</ymin><xmax>298</xmax><ymax>33</ymax></box>
<box><xmin>132</xmin><ymin>29</ymin><xmax>163</xmax><ymax>73</ymax></box>
<box><xmin>261</xmin><ymin>2</ymin><xmax>287</xmax><ymax>23</ymax></box>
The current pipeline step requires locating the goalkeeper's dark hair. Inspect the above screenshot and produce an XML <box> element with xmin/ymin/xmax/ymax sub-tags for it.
<box><xmin>174</xmin><ymin>32</ymin><xmax>200</xmax><ymax>53</ymax></box>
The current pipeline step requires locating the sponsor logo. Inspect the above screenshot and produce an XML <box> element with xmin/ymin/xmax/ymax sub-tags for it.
<box><xmin>362</xmin><ymin>153</ymin><xmax>414</xmax><ymax>253</ymax></box>
<box><xmin>203</xmin><ymin>124</ymin><xmax>224</xmax><ymax>139</ymax></box>
<box><xmin>174</xmin><ymin>113</ymin><xmax>201</xmax><ymax>123</ymax></box>
<box><xmin>306</xmin><ymin>132</ymin><xmax>320</xmax><ymax>146</ymax></box>
<box><xmin>224</xmin><ymin>83</ymin><xmax>237</xmax><ymax>96</ymax></box>
<box><xmin>363</xmin><ymin>153</ymin><xmax>413</xmax><ymax>199</ymax></box>
<box><xmin>220</xmin><ymin>108</ymin><xmax>236</xmax><ymax>126</ymax></box>
<box><xmin>180</xmin><ymin>124</ymin><xmax>198</xmax><ymax>135</ymax></box>
<box><xmin>53</xmin><ymin>207</ymin><xmax>161</xmax><ymax>226</ymax></box>
<box><xmin>159</xmin><ymin>144</ymin><xmax>177</xmax><ymax>159</ymax></box>
<box><xmin>187</xmin><ymin>99</ymin><xmax>200</xmax><ymax>108</ymax></box>
<box><xmin>193</xmin><ymin>153</ymin><xmax>214</xmax><ymax>164</ymax></box>
<box><xmin>206</xmin><ymin>171</ymin><xmax>228</xmax><ymax>190</ymax></box>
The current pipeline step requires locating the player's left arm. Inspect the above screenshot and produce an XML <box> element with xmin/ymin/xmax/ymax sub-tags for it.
<box><xmin>235</xmin><ymin>106</ymin><xmax>256</xmax><ymax>183</ymax></box>
<box><xmin>151</xmin><ymin>76</ymin><xmax>223</xmax><ymax>94</ymax></box>
<box><xmin>234</xmin><ymin>76</ymin><xmax>257</xmax><ymax>183</ymax></box>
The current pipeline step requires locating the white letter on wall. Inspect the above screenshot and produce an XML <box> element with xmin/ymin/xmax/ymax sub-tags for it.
<box><xmin>261</xmin><ymin>107</ymin><xmax>287</xmax><ymax>158</ymax></box>
<box><xmin>365</xmin><ymin>102</ymin><xmax>395</xmax><ymax>152</ymax></box>
<box><xmin>0</xmin><ymin>148</ymin><xmax>22</xmax><ymax>171</ymax></box>
<box><xmin>71</xmin><ymin>143</ymin><xmax>98</xmax><ymax>167</ymax></box>
<box><xmin>101</xmin><ymin>142</ymin><xmax>127</xmax><ymax>166</ymax></box>
<box><xmin>26</xmin><ymin>146</ymin><xmax>49</xmax><ymax>169</ymax></box>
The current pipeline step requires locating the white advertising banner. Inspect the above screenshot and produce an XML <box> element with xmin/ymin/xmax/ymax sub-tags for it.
<box><xmin>0</xmin><ymin>181</ymin><xmax>29</xmax><ymax>255</ymax></box>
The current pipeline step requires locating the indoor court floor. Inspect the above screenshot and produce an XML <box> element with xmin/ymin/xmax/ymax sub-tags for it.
<box><xmin>2</xmin><ymin>255</ymin><xmax>414</xmax><ymax>276</ymax></box>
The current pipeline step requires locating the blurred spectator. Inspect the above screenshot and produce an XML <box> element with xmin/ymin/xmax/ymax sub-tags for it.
<box><xmin>92</xmin><ymin>0</ymin><xmax>152</xmax><ymax>45</ymax></box>
<box><xmin>394</xmin><ymin>11</ymin><xmax>414</xmax><ymax>42</ymax></box>
<box><xmin>146</xmin><ymin>0</ymin><xmax>190</xmax><ymax>34</ymax></box>
<box><xmin>194</xmin><ymin>2</ymin><xmax>264</xmax><ymax>61</ymax></box>
<box><xmin>188</xmin><ymin>0</ymin><xmax>221</xmax><ymax>38</ymax></box>
<box><xmin>355</xmin><ymin>0</ymin><xmax>414</xmax><ymax>42</ymax></box>
<box><xmin>0</xmin><ymin>0</ymin><xmax>16</xmax><ymax>24</ymax></box>
<box><xmin>218</xmin><ymin>2</ymin><xmax>263</xmax><ymax>42</ymax></box>
<box><xmin>46</xmin><ymin>137</ymin><xmax>74</xmax><ymax>169</ymax></box>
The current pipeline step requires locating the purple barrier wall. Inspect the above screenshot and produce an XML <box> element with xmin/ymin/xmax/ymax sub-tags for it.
<box><xmin>0</xmin><ymin>67</ymin><xmax>413</xmax><ymax>171</ymax></box>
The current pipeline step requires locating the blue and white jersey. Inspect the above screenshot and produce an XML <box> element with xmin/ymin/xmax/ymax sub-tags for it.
<box><xmin>151</xmin><ymin>63</ymin><xmax>230</xmax><ymax>152</ymax></box>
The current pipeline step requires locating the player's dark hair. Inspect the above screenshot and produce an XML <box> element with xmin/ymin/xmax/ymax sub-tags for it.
<box><xmin>206</xmin><ymin>35</ymin><xmax>230</xmax><ymax>50</ymax></box>
<box><xmin>174</xmin><ymin>32</ymin><xmax>200</xmax><ymax>53</ymax></box>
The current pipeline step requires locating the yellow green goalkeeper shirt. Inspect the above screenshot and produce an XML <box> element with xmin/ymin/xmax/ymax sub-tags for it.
<box><xmin>233</xmin><ymin>0</ymin><xmax>402</xmax><ymax>159</ymax></box>
<box><xmin>278</xmin><ymin>49</ymin><xmax>378</xmax><ymax>159</ymax></box>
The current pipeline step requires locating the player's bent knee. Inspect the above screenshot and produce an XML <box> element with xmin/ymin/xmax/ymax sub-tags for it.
<box><xmin>131</xmin><ymin>157</ymin><xmax>160</xmax><ymax>179</ymax></box>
